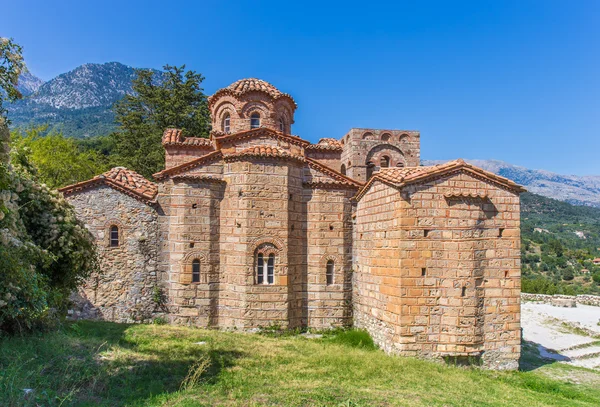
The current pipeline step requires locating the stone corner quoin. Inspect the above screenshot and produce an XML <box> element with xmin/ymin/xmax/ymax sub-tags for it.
<box><xmin>59</xmin><ymin>77</ymin><xmax>523</xmax><ymax>370</ymax></box>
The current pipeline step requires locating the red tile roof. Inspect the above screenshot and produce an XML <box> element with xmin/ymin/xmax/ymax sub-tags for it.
<box><xmin>209</xmin><ymin>78</ymin><xmax>296</xmax><ymax>108</ymax></box>
<box><xmin>214</xmin><ymin>127</ymin><xmax>310</xmax><ymax>148</ymax></box>
<box><xmin>162</xmin><ymin>128</ymin><xmax>213</xmax><ymax>148</ymax></box>
<box><xmin>305</xmin><ymin>158</ymin><xmax>364</xmax><ymax>188</ymax></box>
<box><xmin>225</xmin><ymin>145</ymin><xmax>303</xmax><ymax>161</ymax></box>
<box><xmin>354</xmin><ymin>159</ymin><xmax>526</xmax><ymax>201</ymax></box>
<box><xmin>59</xmin><ymin>167</ymin><xmax>158</xmax><ymax>203</ymax></box>
<box><xmin>306</xmin><ymin>138</ymin><xmax>343</xmax><ymax>151</ymax></box>
<box><xmin>153</xmin><ymin>150</ymin><xmax>224</xmax><ymax>180</ymax></box>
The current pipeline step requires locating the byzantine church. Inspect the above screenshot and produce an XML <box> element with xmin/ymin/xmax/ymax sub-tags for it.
<box><xmin>61</xmin><ymin>78</ymin><xmax>524</xmax><ymax>369</ymax></box>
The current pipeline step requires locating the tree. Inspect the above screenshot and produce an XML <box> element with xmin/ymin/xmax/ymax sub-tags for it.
<box><xmin>0</xmin><ymin>37</ymin><xmax>24</xmax><ymax>121</ymax></box>
<box><xmin>562</xmin><ymin>268</ymin><xmax>574</xmax><ymax>281</ymax></box>
<box><xmin>112</xmin><ymin>65</ymin><xmax>211</xmax><ymax>179</ymax></box>
<box><xmin>11</xmin><ymin>127</ymin><xmax>110</xmax><ymax>188</ymax></box>
<box><xmin>593</xmin><ymin>272</ymin><xmax>600</xmax><ymax>285</ymax></box>
<box><xmin>0</xmin><ymin>39</ymin><xmax>98</xmax><ymax>333</ymax></box>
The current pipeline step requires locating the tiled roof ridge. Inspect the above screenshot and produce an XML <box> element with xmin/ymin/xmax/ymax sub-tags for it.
<box><xmin>214</xmin><ymin>127</ymin><xmax>310</xmax><ymax>147</ymax></box>
<box><xmin>224</xmin><ymin>144</ymin><xmax>305</xmax><ymax>162</ymax></box>
<box><xmin>305</xmin><ymin>157</ymin><xmax>364</xmax><ymax>188</ymax></box>
<box><xmin>162</xmin><ymin>128</ymin><xmax>213</xmax><ymax>148</ymax></box>
<box><xmin>59</xmin><ymin>167</ymin><xmax>158</xmax><ymax>203</ymax></box>
<box><xmin>208</xmin><ymin>78</ymin><xmax>297</xmax><ymax>108</ymax></box>
<box><xmin>354</xmin><ymin>159</ymin><xmax>526</xmax><ymax>202</ymax></box>
<box><xmin>153</xmin><ymin>150</ymin><xmax>224</xmax><ymax>180</ymax></box>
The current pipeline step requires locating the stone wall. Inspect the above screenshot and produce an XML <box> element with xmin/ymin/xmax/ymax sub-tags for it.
<box><xmin>354</xmin><ymin>171</ymin><xmax>521</xmax><ymax>370</ymax></box>
<box><xmin>340</xmin><ymin>128</ymin><xmax>420</xmax><ymax>183</ymax></box>
<box><xmin>66</xmin><ymin>186</ymin><xmax>161</xmax><ymax>322</ymax></box>
<box><xmin>522</xmin><ymin>293</ymin><xmax>600</xmax><ymax>307</ymax></box>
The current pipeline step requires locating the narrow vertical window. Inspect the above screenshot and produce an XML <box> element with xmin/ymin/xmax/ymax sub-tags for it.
<box><xmin>110</xmin><ymin>225</ymin><xmax>119</xmax><ymax>247</ymax></box>
<box><xmin>267</xmin><ymin>254</ymin><xmax>275</xmax><ymax>284</ymax></box>
<box><xmin>279</xmin><ymin>117</ymin><xmax>285</xmax><ymax>132</ymax></box>
<box><xmin>192</xmin><ymin>259</ymin><xmax>201</xmax><ymax>283</ymax></box>
<box><xmin>250</xmin><ymin>112</ymin><xmax>260</xmax><ymax>129</ymax></box>
<box><xmin>340</xmin><ymin>164</ymin><xmax>346</xmax><ymax>175</ymax></box>
<box><xmin>326</xmin><ymin>260</ymin><xmax>334</xmax><ymax>285</ymax></box>
<box><xmin>223</xmin><ymin>113</ymin><xmax>231</xmax><ymax>133</ymax></box>
<box><xmin>257</xmin><ymin>253</ymin><xmax>264</xmax><ymax>284</ymax></box>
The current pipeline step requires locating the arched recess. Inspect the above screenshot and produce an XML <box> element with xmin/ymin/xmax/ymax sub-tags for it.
<box><xmin>381</xmin><ymin>133</ymin><xmax>391</xmax><ymax>142</ymax></box>
<box><xmin>340</xmin><ymin>164</ymin><xmax>346</xmax><ymax>175</ymax></box>
<box><xmin>362</xmin><ymin>132</ymin><xmax>375</xmax><ymax>140</ymax></box>
<box><xmin>180</xmin><ymin>251</ymin><xmax>209</xmax><ymax>284</ymax></box>
<box><xmin>250</xmin><ymin>237</ymin><xmax>284</xmax><ymax>285</ymax></box>
<box><xmin>366</xmin><ymin>144</ymin><xmax>406</xmax><ymax>169</ymax></box>
<box><xmin>320</xmin><ymin>254</ymin><xmax>341</xmax><ymax>285</ymax></box>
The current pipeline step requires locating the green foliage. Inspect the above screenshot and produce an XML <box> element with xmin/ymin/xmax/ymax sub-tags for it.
<box><xmin>521</xmin><ymin>192</ymin><xmax>600</xmax><ymax>295</ymax></box>
<box><xmin>0</xmin><ymin>37</ymin><xmax>24</xmax><ymax>119</ymax></box>
<box><xmin>593</xmin><ymin>273</ymin><xmax>600</xmax><ymax>285</ymax></box>
<box><xmin>10</xmin><ymin>126</ymin><xmax>111</xmax><ymax>188</ymax></box>
<box><xmin>322</xmin><ymin>328</ymin><xmax>378</xmax><ymax>350</ymax></box>
<box><xmin>112</xmin><ymin>65</ymin><xmax>210</xmax><ymax>179</ymax></box>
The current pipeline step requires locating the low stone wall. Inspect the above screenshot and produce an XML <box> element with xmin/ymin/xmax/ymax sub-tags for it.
<box><xmin>521</xmin><ymin>293</ymin><xmax>600</xmax><ymax>307</ymax></box>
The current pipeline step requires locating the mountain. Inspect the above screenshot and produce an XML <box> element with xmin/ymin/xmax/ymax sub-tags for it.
<box><xmin>17</xmin><ymin>71</ymin><xmax>45</xmax><ymax>96</ymax></box>
<box><xmin>7</xmin><ymin>62</ymin><xmax>159</xmax><ymax>138</ymax></box>
<box><xmin>423</xmin><ymin>159</ymin><xmax>600</xmax><ymax>208</ymax></box>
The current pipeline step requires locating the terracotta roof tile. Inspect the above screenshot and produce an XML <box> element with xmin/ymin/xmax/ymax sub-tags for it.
<box><xmin>225</xmin><ymin>145</ymin><xmax>305</xmax><ymax>161</ymax></box>
<box><xmin>209</xmin><ymin>78</ymin><xmax>296</xmax><ymax>108</ymax></box>
<box><xmin>306</xmin><ymin>138</ymin><xmax>343</xmax><ymax>151</ymax></box>
<box><xmin>59</xmin><ymin>167</ymin><xmax>158</xmax><ymax>203</ymax></box>
<box><xmin>162</xmin><ymin>128</ymin><xmax>213</xmax><ymax>148</ymax></box>
<box><xmin>354</xmin><ymin>159</ymin><xmax>525</xmax><ymax>201</ymax></box>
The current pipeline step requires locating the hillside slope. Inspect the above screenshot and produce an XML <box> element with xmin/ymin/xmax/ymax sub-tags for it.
<box><xmin>6</xmin><ymin>62</ymin><xmax>160</xmax><ymax>138</ymax></box>
<box><xmin>424</xmin><ymin>159</ymin><xmax>600</xmax><ymax>208</ymax></box>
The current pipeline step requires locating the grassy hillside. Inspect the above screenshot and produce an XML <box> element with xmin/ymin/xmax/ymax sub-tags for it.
<box><xmin>1</xmin><ymin>322</ymin><xmax>599</xmax><ymax>406</ymax></box>
<box><xmin>521</xmin><ymin>192</ymin><xmax>600</xmax><ymax>294</ymax></box>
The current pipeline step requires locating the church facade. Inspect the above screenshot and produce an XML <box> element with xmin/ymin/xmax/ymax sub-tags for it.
<box><xmin>61</xmin><ymin>78</ymin><xmax>524</xmax><ymax>370</ymax></box>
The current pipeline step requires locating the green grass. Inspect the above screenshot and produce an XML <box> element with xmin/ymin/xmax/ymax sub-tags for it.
<box><xmin>1</xmin><ymin>322</ymin><xmax>600</xmax><ymax>406</ymax></box>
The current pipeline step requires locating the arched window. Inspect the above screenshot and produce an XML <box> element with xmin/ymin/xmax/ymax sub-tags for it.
<box><xmin>257</xmin><ymin>253</ymin><xmax>264</xmax><ymax>284</ymax></box>
<box><xmin>381</xmin><ymin>133</ymin><xmax>391</xmax><ymax>142</ymax></box>
<box><xmin>223</xmin><ymin>113</ymin><xmax>231</xmax><ymax>134</ymax></box>
<box><xmin>396</xmin><ymin>162</ymin><xmax>405</xmax><ymax>168</ymax></box>
<box><xmin>192</xmin><ymin>259</ymin><xmax>201</xmax><ymax>283</ymax></box>
<box><xmin>380</xmin><ymin>156</ymin><xmax>390</xmax><ymax>168</ymax></box>
<box><xmin>340</xmin><ymin>164</ymin><xmax>346</xmax><ymax>175</ymax></box>
<box><xmin>250</xmin><ymin>112</ymin><xmax>260</xmax><ymax>129</ymax></box>
<box><xmin>326</xmin><ymin>260</ymin><xmax>334</xmax><ymax>285</ymax></box>
<box><xmin>279</xmin><ymin>117</ymin><xmax>285</xmax><ymax>133</ymax></box>
<box><xmin>110</xmin><ymin>225</ymin><xmax>119</xmax><ymax>247</ymax></box>
<box><xmin>267</xmin><ymin>254</ymin><xmax>275</xmax><ymax>284</ymax></box>
<box><xmin>256</xmin><ymin>253</ymin><xmax>275</xmax><ymax>285</ymax></box>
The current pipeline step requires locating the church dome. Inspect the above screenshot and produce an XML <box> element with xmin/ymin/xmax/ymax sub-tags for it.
<box><xmin>208</xmin><ymin>78</ymin><xmax>297</xmax><ymax>108</ymax></box>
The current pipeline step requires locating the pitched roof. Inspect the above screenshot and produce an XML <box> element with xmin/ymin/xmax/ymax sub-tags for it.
<box><xmin>354</xmin><ymin>159</ymin><xmax>526</xmax><ymax>201</ymax></box>
<box><xmin>209</xmin><ymin>78</ymin><xmax>297</xmax><ymax>108</ymax></box>
<box><xmin>153</xmin><ymin>150</ymin><xmax>223</xmax><ymax>180</ymax></box>
<box><xmin>162</xmin><ymin>128</ymin><xmax>213</xmax><ymax>148</ymax></box>
<box><xmin>59</xmin><ymin>167</ymin><xmax>158</xmax><ymax>203</ymax></box>
<box><xmin>305</xmin><ymin>157</ymin><xmax>364</xmax><ymax>189</ymax></box>
<box><xmin>306</xmin><ymin>138</ymin><xmax>343</xmax><ymax>151</ymax></box>
<box><xmin>224</xmin><ymin>145</ymin><xmax>305</xmax><ymax>162</ymax></box>
<box><xmin>214</xmin><ymin>127</ymin><xmax>310</xmax><ymax>148</ymax></box>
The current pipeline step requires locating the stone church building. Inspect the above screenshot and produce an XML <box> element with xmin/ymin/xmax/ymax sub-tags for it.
<box><xmin>61</xmin><ymin>78</ymin><xmax>524</xmax><ymax>369</ymax></box>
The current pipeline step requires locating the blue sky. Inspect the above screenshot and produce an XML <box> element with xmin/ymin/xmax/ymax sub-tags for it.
<box><xmin>4</xmin><ymin>1</ymin><xmax>599</xmax><ymax>174</ymax></box>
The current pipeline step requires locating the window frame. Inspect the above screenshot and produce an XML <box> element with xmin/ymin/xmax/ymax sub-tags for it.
<box><xmin>109</xmin><ymin>225</ymin><xmax>120</xmax><ymax>248</ymax></box>
<box><xmin>192</xmin><ymin>259</ymin><xmax>201</xmax><ymax>283</ymax></box>
<box><xmin>223</xmin><ymin>113</ymin><xmax>231</xmax><ymax>134</ymax></box>
<box><xmin>326</xmin><ymin>260</ymin><xmax>334</xmax><ymax>285</ymax></box>
<box><xmin>250</xmin><ymin>112</ymin><xmax>261</xmax><ymax>129</ymax></box>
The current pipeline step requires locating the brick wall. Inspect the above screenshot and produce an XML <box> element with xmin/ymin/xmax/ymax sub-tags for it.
<box><xmin>354</xmin><ymin>171</ymin><xmax>521</xmax><ymax>370</ymax></box>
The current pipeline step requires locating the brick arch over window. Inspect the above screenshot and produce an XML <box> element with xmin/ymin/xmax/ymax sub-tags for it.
<box><xmin>366</xmin><ymin>144</ymin><xmax>406</xmax><ymax>169</ymax></box>
<box><xmin>102</xmin><ymin>219</ymin><xmax>125</xmax><ymax>248</ymax></box>
<box><xmin>240</xmin><ymin>102</ymin><xmax>270</xmax><ymax>121</ymax></box>
<box><xmin>249</xmin><ymin>237</ymin><xmax>284</xmax><ymax>285</ymax></box>
<box><xmin>180</xmin><ymin>251</ymin><xmax>209</xmax><ymax>284</ymax></box>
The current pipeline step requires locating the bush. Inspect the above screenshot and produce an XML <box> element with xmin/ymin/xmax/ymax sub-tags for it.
<box><xmin>593</xmin><ymin>273</ymin><xmax>600</xmax><ymax>285</ymax></box>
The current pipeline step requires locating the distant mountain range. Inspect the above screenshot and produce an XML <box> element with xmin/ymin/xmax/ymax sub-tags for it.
<box><xmin>6</xmin><ymin>62</ymin><xmax>600</xmax><ymax>208</ymax></box>
<box><xmin>423</xmin><ymin>159</ymin><xmax>600</xmax><ymax>208</ymax></box>
<box><xmin>7</xmin><ymin>62</ymin><xmax>159</xmax><ymax>138</ymax></box>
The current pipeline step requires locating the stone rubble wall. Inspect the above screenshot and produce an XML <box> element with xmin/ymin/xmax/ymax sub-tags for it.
<box><xmin>521</xmin><ymin>293</ymin><xmax>600</xmax><ymax>307</ymax></box>
<box><xmin>66</xmin><ymin>186</ymin><xmax>162</xmax><ymax>323</ymax></box>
